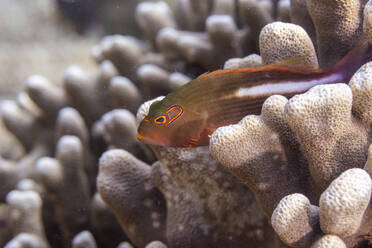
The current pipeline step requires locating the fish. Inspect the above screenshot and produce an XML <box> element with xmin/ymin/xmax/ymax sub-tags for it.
<box><xmin>137</xmin><ymin>39</ymin><xmax>372</xmax><ymax>147</ymax></box>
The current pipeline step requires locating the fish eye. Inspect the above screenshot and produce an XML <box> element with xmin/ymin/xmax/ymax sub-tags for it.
<box><xmin>154</xmin><ymin>115</ymin><xmax>168</xmax><ymax>125</ymax></box>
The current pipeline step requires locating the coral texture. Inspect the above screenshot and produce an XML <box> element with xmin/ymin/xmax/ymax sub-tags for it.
<box><xmin>1</xmin><ymin>0</ymin><xmax>372</xmax><ymax>248</ymax></box>
<box><xmin>210</xmin><ymin>77</ymin><xmax>372</xmax><ymax>247</ymax></box>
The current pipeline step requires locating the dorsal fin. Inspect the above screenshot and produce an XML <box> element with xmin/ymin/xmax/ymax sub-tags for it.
<box><xmin>269</xmin><ymin>56</ymin><xmax>320</xmax><ymax>72</ymax></box>
<box><xmin>199</xmin><ymin>56</ymin><xmax>320</xmax><ymax>80</ymax></box>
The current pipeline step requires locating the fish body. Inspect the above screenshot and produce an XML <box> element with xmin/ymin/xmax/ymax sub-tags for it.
<box><xmin>137</xmin><ymin>40</ymin><xmax>372</xmax><ymax>147</ymax></box>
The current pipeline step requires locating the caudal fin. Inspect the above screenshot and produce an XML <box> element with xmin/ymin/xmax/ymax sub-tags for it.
<box><xmin>332</xmin><ymin>39</ymin><xmax>372</xmax><ymax>81</ymax></box>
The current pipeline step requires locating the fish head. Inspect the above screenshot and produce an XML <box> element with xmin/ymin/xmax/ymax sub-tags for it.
<box><xmin>137</xmin><ymin>100</ymin><xmax>187</xmax><ymax>146</ymax></box>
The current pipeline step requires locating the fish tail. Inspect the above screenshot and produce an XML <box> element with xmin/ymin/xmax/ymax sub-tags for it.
<box><xmin>332</xmin><ymin>39</ymin><xmax>372</xmax><ymax>81</ymax></box>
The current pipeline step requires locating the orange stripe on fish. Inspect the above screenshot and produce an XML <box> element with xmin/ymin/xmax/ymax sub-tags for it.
<box><xmin>184</xmin><ymin>141</ymin><xmax>197</xmax><ymax>147</ymax></box>
<box><xmin>165</xmin><ymin>105</ymin><xmax>183</xmax><ymax>126</ymax></box>
<box><xmin>199</xmin><ymin>65</ymin><xmax>312</xmax><ymax>79</ymax></box>
<box><xmin>188</xmin><ymin>137</ymin><xmax>199</xmax><ymax>142</ymax></box>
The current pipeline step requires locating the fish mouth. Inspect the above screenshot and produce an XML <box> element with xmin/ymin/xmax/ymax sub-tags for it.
<box><xmin>136</xmin><ymin>132</ymin><xmax>145</xmax><ymax>140</ymax></box>
<box><xmin>136</xmin><ymin>131</ymin><xmax>168</xmax><ymax>146</ymax></box>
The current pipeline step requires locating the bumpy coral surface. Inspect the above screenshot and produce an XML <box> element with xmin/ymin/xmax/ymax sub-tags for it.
<box><xmin>1</xmin><ymin>0</ymin><xmax>372</xmax><ymax>248</ymax></box>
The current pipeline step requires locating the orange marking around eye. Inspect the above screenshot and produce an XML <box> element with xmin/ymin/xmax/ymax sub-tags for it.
<box><xmin>165</xmin><ymin>105</ymin><xmax>183</xmax><ymax>127</ymax></box>
<box><xmin>144</xmin><ymin>119</ymin><xmax>150</xmax><ymax>123</ymax></box>
<box><xmin>154</xmin><ymin>115</ymin><xmax>168</xmax><ymax>125</ymax></box>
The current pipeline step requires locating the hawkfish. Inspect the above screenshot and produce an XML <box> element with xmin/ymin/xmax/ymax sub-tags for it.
<box><xmin>137</xmin><ymin>40</ymin><xmax>372</xmax><ymax>147</ymax></box>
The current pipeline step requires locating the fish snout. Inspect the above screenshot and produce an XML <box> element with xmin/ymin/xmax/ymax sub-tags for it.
<box><xmin>136</xmin><ymin>129</ymin><xmax>169</xmax><ymax>146</ymax></box>
<box><xmin>136</xmin><ymin>132</ymin><xmax>145</xmax><ymax>141</ymax></box>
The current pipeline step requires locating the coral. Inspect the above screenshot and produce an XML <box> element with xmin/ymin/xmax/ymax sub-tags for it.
<box><xmin>239</xmin><ymin>0</ymin><xmax>274</xmax><ymax>47</ymax></box>
<box><xmin>36</xmin><ymin>136</ymin><xmax>91</xmax><ymax>245</ymax></box>
<box><xmin>91</xmin><ymin>193</ymin><xmax>126</xmax><ymax>247</ymax></box>
<box><xmin>319</xmin><ymin>168</ymin><xmax>371</xmax><ymax>238</ymax></box>
<box><xmin>259</xmin><ymin>21</ymin><xmax>318</xmax><ymax>69</ymax></box>
<box><xmin>311</xmin><ymin>235</ymin><xmax>347</xmax><ymax>248</ymax></box>
<box><xmin>71</xmin><ymin>231</ymin><xmax>97</xmax><ymax>248</ymax></box>
<box><xmin>135</xmin><ymin>1</ymin><xmax>176</xmax><ymax>49</ymax></box>
<box><xmin>145</xmin><ymin>241</ymin><xmax>168</xmax><ymax>248</ymax></box>
<box><xmin>306</xmin><ymin>0</ymin><xmax>366</xmax><ymax>69</ymax></box>
<box><xmin>210</xmin><ymin>79</ymin><xmax>372</xmax><ymax>246</ymax></box>
<box><xmin>116</xmin><ymin>242</ymin><xmax>134</xmax><ymax>248</ymax></box>
<box><xmin>223</xmin><ymin>53</ymin><xmax>263</xmax><ymax>69</ymax></box>
<box><xmin>271</xmin><ymin>168</ymin><xmax>371</xmax><ymax>248</ymax></box>
<box><xmin>4</xmin><ymin>233</ymin><xmax>49</xmax><ymax>248</ymax></box>
<box><xmin>0</xmin><ymin>204</ymin><xmax>14</xmax><ymax>245</ymax></box>
<box><xmin>2</xmin><ymin>0</ymin><xmax>372</xmax><ymax>248</ymax></box>
<box><xmin>108</xmin><ymin>76</ymin><xmax>142</xmax><ymax>113</ymax></box>
<box><xmin>364</xmin><ymin>0</ymin><xmax>372</xmax><ymax>44</ymax></box>
<box><xmin>0</xmin><ymin>52</ymin><xmax>133</xmax><ymax>247</ymax></box>
<box><xmin>289</xmin><ymin>0</ymin><xmax>316</xmax><ymax>46</ymax></box>
<box><xmin>364</xmin><ymin>144</ymin><xmax>372</xmax><ymax>175</ymax></box>
<box><xmin>97</xmin><ymin>149</ymin><xmax>167</xmax><ymax>248</ymax></box>
<box><xmin>4</xmin><ymin>190</ymin><xmax>49</xmax><ymax>248</ymax></box>
<box><xmin>271</xmin><ymin>193</ymin><xmax>320</xmax><ymax>247</ymax></box>
<box><xmin>99</xmin><ymin>109</ymin><xmax>153</xmax><ymax>162</ymax></box>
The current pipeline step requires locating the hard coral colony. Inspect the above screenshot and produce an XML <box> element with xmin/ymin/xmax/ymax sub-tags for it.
<box><xmin>0</xmin><ymin>1</ymin><xmax>371</xmax><ymax>248</ymax></box>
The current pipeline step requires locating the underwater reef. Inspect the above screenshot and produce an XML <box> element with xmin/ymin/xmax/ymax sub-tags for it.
<box><xmin>0</xmin><ymin>0</ymin><xmax>371</xmax><ymax>248</ymax></box>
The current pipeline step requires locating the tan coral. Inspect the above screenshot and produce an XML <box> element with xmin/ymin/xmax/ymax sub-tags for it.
<box><xmin>91</xmin><ymin>35</ymin><xmax>144</xmax><ymax>80</ymax></box>
<box><xmin>223</xmin><ymin>54</ymin><xmax>262</xmax><ymax>69</ymax></box>
<box><xmin>62</xmin><ymin>61</ymin><xmax>119</xmax><ymax>125</ymax></box>
<box><xmin>319</xmin><ymin>168</ymin><xmax>371</xmax><ymax>237</ymax></box>
<box><xmin>365</xmin><ymin>144</ymin><xmax>372</xmax><ymax>175</ymax></box>
<box><xmin>137</xmin><ymin>64</ymin><xmax>178</xmax><ymax>97</ymax></box>
<box><xmin>145</xmin><ymin>241</ymin><xmax>168</xmax><ymax>248</ymax></box>
<box><xmin>210</xmin><ymin>94</ymin><xmax>309</xmax><ymax>216</ymax></box>
<box><xmin>25</xmin><ymin>75</ymin><xmax>67</xmax><ymax>122</ymax></box>
<box><xmin>311</xmin><ymin>235</ymin><xmax>346</xmax><ymax>248</ymax></box>
<box><xmin>99</xmin><ymin>109</ymin><xmax>154</xmax><ymax>163</ymax></box>
<box><xmin>97</xmin><ymin>149</ymin><xmax>167</xmax><ymax>248</ymax></box>
<box><xmin>175</xmin><ymin>14</ymin><xmax>243</xmax><ymax>70</ymax></box>
<box><xmin>108</xmin><ymin>76</ymin><xmax>142</xmax><ymax>113</ymax></box>
<box><xmin>210</xmin><ymin>82</ymin><xmax>372</xmax><ymax>247</ymax></box>
<box><xmin>271</xmin><ymin>193</ymin><xmax>320</xmax><ymax>247</ymax></box>
<box><xmin>91</xmin><ymin>193</ymin><xmax>126</xmax><ymax>247</ymax></box>
<box><xmin>259</xmin><ymin>21</ymin><xmax>318</xmax><ymax>69</ymax></box>
<box><xmin>4</xmin><ymin>233</ymin><xmax>49</xmax><ymax>248</ymax></box>
<box><xmin>36</xmin><ymin>136</ymin><xmax>91</xmax><ymax>246</ymax></box>
<box><xmin>0</xmin><ymin>204</ymin><xmax>15</xmax><ymax>246</ymax></box>
<box><xmin>284</xmin><ymin>84</ymin><xmax>368</xmax><ymax>192</ymax></box>
<box><xmin>290</xmin><ymin>0</ymin><xmax>316</xmax><ymax>46</ymax></box>
<box><xmin>349</xmin><ymin>61</ymin><xmax>372</xmax><ymax>125</ymax></box>
<box><xmin>239</xmin><ymin>0</ymin><xmax>273</xmax><ymax>45</ymax></box>
<box><xmin>5</xmin><ymin>190</ymin><xmax>49</xmax><ymax>247</ymax></box>
<box><xmin>116</xmin><ymin>242</ymin><xmax>135</xmax><ymax>248</ymax></box>
<box><xmin>271</xmin><ymin>168</ymin><xmax>371</xmax><ymax>247</ymax></box>
<box><xmin>364</xmin><ymin>0</ymin><xmax>372</xmax><ymax>44</ymax></box>
<box><xmin>72</xmin><ymin>231</ymin><xmax>97</xmax><ymax>248</ymax></box>
<box><xmin>135</xmin><ymin>1</ymin><xmax>176</xmax><ymax>49</ymax></box>
<box><xmin>306</xmin><ymin>0</ymin><xmax>366</xmax><ymax>69</ymax></box>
